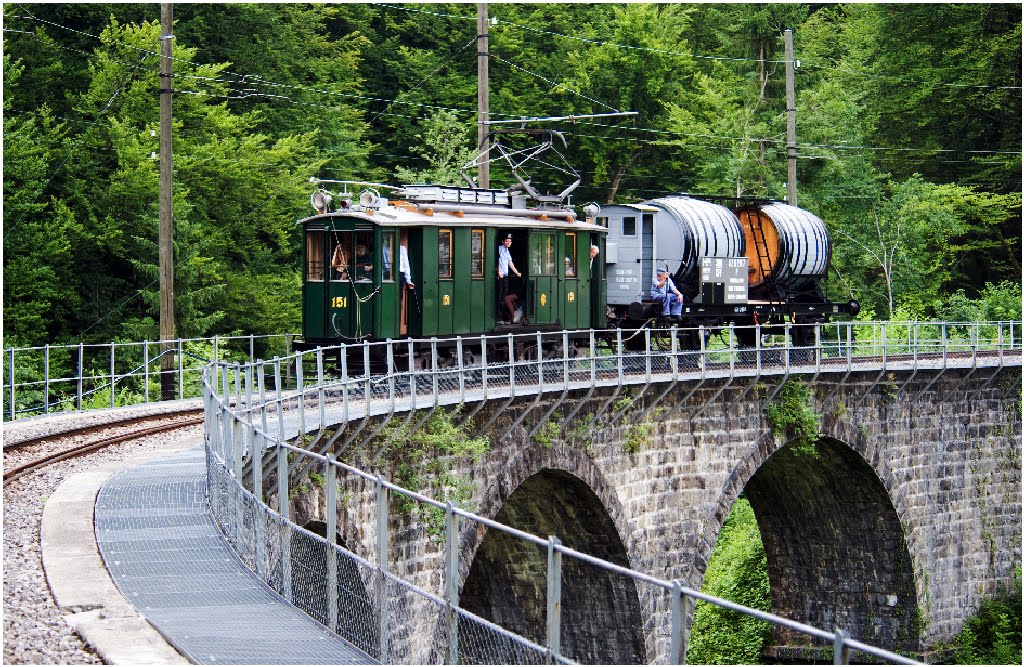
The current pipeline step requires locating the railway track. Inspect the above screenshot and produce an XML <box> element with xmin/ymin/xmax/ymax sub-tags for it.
<box><xmin>3</xmin><ymin>410</ymin><xmax>205</xmax><ymax>487</ymax></box>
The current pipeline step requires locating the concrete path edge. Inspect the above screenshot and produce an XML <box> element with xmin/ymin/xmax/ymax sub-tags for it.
<box><xmin>41</xmin><ymin>436</ymin><xmax>202</xmax><ymax>665</ymax></box>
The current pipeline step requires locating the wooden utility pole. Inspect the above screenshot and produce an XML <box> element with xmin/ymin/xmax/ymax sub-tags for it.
<box><xmin>159</xmin><ymin>3</ymin><xmax>176</xmax><ymax>400</ymax></box>
<box><xmin>476</xmin><ymin>3</ymin><xmax>490</xmax><ymax>189</ymax></box>
<box><xmin>784</xmin><ymin>28</ymin><xmax>798</xmax><ymax>206</ymax></box>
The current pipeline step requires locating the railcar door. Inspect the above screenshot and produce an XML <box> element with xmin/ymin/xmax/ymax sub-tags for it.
<box><xmin>326</xmin><ymin>229</ymin><xmax>355</xmax><ymax>340</ymax></box>
<box><xmin>561</xmin><ymin>232</ymin><xmax>580</xmax><ymax>329</ymax></box>
<box><xmin>529</xmin><ymin>231</ymin><xmax>558</xmax><ymax>325</ymax></box>
<box><xmin>376</xmin><ymin>228</ymin><xmax>399</xmax><ymax>340</ymax></box>
<box><xmin>303</xmin><ymin>227</ymin><xmax>329</xmax><ymax>341</ymax></box>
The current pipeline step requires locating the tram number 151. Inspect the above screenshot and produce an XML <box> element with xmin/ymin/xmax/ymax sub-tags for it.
<box><xmin>332</xmin><ymin>296</ymin><xmax>348</xmax><ymax>308</ymax></box>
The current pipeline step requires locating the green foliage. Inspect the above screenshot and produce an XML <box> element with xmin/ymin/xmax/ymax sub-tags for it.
<box><xmin>533</xmin><ymin>415</ymin><xmax>562</xmax><ymax>449</ymax></box>
<box><xmin>689</xmin><ymin>498</ymin><xmax>772</xmax><ymax>664</ymax></box>
<box><xmin>3</xmin><ymin>4</ymin><xmax>1020</xmax><ymax>347</ymax></box>
<box><xmin>371</xmin><ymin>406</ymin><xmax>488</xmax><ymax>539</ymax></box>
<box><xmin>569</xmin><ymin>417</ymin><xmax>594</xmax><ymax>454</ymax></box>
<box><xmin>394</xmin><ymin>109</ymin><xmax>477</xmax><ymax>186</ymax></box>
<box><xmin>951</xmin><ymin>569</ymin><xmax>1022</xmax><ymax>665</ymax></box>
<box><xmin>764</xmin><ymin>381</ymin><xmax>821</xmax><ymax>457</ymax></box>
<box><xmin>623</xmin><ymin>421</ymin><xmax>652</xmax><ymax>454</ymax></box>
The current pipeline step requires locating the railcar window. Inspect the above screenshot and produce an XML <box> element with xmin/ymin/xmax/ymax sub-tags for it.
<box><xmin>354</xmin><ymin>231</ymin><xmax>374</xmax><ymax>282</ymax></box>
<box><xmin>544</xmin><ymin>234</ymin><xmax>556</xmax><ymax>274</ymax></box>
<box><xmin>306</xmin><ymin>231</ymin><xmax>325</xmax><ymax>282</ymax></box>
<box><xmin>565</xmin><ymin>232</ymin><xmax>577</xmax><ymax>278</ymax></box>
<box><xmin>622</xmin><ymin>216</ymin><xmax>637</xmax><ymax>237</ymax></box>
<box><xmin>381</xmin><ymin>232</ymin><xmax>395</xmax><ymax>282</ymax></box>
<box><xmin>439</xmin><ymin>229</ymin><xmax>453</xmax><ymax>279</ymax></box>
<box><xmin>330</xmin><ymin>233</ymin><xmax>351</xmax><ymax>282</ymax></box>
<box><xmin>471</xmin><ymin>230</ymin><xmax>484</xmax><ymax>278</ymax></box>
<box><xmin>531</xmin><ymin>234</ymin><xmax>556</xmax><ymax>275</ymax></box>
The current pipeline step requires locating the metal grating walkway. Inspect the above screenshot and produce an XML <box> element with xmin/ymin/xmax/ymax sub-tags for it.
<box><xmin>95</xmin><ymin>447</ymin><xmax>374</xmax><ymax>665</ymax></box>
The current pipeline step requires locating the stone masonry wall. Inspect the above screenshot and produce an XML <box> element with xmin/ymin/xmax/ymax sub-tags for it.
<box><xmin>285</xmin><ymin>365</ymin><xmax>1021</xmax><ymax>663</ymax></box>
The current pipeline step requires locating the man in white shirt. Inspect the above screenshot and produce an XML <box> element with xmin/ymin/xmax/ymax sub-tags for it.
<box><xmin>399</xmin><ymin>238</ymin><xmax>414</xmax><ymax>289</ymax></box>
<box><xmin>497</xmin><ymin>233</ymin><xmax>521</xmax><ymax>324</ymax></box>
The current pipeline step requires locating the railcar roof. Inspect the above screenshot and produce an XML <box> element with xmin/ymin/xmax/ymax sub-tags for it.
<box><xmin>299</xmin><ymin>203</ymin><xmax>606</xmax><ymax>232</ymax></box>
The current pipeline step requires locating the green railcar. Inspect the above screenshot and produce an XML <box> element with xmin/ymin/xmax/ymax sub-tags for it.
<box><xmin>298</xmin><ymin>185</ymin><xmax>607</xmax><ymax>353</ymax></box>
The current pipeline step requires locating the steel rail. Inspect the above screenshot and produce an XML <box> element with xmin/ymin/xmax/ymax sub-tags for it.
<box><xmin>3</xmin><ymin>414</ymin><xmax>203</xmax><ymax>486</ymax></box>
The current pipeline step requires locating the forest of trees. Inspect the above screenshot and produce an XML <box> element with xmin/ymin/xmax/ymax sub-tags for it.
<box><xmin>4</xmin><ymin>3</ymin><xmax>1021</xmax><ymax>348</ymax></box>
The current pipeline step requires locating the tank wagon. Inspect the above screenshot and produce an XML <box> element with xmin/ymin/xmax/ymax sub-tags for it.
<box><xmin>598</xmin><ymin>195</ymin><xmax>858</xmax><ymax>346</ymax></box>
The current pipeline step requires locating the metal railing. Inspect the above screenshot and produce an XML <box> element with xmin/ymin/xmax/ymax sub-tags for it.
<box><xmin>2</xmin><ymin>333</ymin><xmax>296</xmax><ymax>421</ymax></box>
<box><xmin>196</xmin><ymin>319</ymin><xmax>1017</xmax><ymax>664</ymax></box>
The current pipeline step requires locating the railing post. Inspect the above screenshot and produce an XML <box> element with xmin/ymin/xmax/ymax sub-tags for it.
<box><xmin>942</xmin><ymin>323</ymin><xmax>948</xmax><ymax>368</ymax></box>
<box><xmin>590</xmin><ymin>329</ymin><xmax>597</xmax><ymax>386</ymax></box>
<box><xmin>616</xmin><ymin>328</ymin><xmax>624</xmax><ymax>385</ymax></box>
<box><xmin>508</xmin><ymin>333</ymin><xmax>516</xmax><ymax>396</ymax></box>
<box><xmin>109</xmin><ymin>346</ymin><xmax>116</xmax><ymax>409</ymax></box>
<box><xmin>846</xmin><ymin>322</ymin><xmax>852</xmax><ymax>370</ymax></box>
<box><xmin>756</xmin><ymin>322</ymin><xmax>762</xmax><ymax>374</ymax></box>
<box><xmin>376</xmin><ymin>475</ymin><xmax>390</xmax><ymax>663</ymax></box>
<box><xmin>699</xmin><ymin>325</ymin><xmax>707</xmax><ymax>378</ymax></box>
<box><xmin>431</xmin><ymin>338</ymin><xmax>439</xmax><ymax>399</ymax></box>
<box><xmin>784</xmin><ymin>322</ymin><xmax>791</xmax><ymax>369</ymax></box>
<box><xmin>144</xmin><ymin>341</ymin><xmax>151</xmax><ymax>404</ymax></box>
<box><xmin>670</xmin><ymin>326</ymin><xmax>679</xmax><ymax>378</ymax></box>
<box><xmin>275</xmin><ymin>359</ymin><xmax>285</xmax><ymax>444</ymax></box>
<box><xmin>249</xmin><ymin>333</ymin><xmax>255</xmax><ymax>365</ymax></box>
<box><xmin>75</xmin><ymin>343</ymin><xmax>84</xmax><ymax>411</ymax></box>
<box><xmin>277</xmin><ymin>442</ymin><xmax>292</xmax><ymax>603</ymax></box>
<box><xmin>728</xmin><ymin>323</ymin><xmax>735</xmax><ymax>375</ymax></box>
<box><xmin>174</xmin><ymin>339</ymin><xmax>182</xmax><ymax>400</ymax></box>
<box><xmin>480</xmin><ymin>336</ymin><xmax>488</xmax><ymax>399</ymax></box>
<box><xmin>670</xmin><ymin>580</ymin><xmax>693</xmax><ymax>664</ymax></box>
<box><xmin>644</xmin><ymin>328</ymin><xmax>652</xmax><ymax>381</ymax></box>
<box><xmin>562</xmin><ymin>330</ymin><xmax>570</xmax><ymax>386</ymax></box>
<box><xmin>386</xmin><ymin>340</ymin><xmax>396</xmax><ymax>410</ymax></box>
<box><xmin>446</xmin><ymin>501</ymin><xmax>460</xmax><ymax>664</ymax></box>
<box><xmin>537</xmin><ymin>332</ymin><xmax>544</xmax><ymax>391</ymax></box>
<box><xmin>457</xmin><ymin>336</ymin><xmax>465</xmax><ymax>403</ymax></box>
<box><xmin>297</xmin><ymin>352</ymin><xmax>306</xmax><ymax>440</ymax></box>
<box><xmin>221</xmin><ymin>367</ymin><xmax>232</xmax><ymax>460</ymax></box>
<box><xmin>815</xmin><ymin>323</ymin><xmax>822</xmax><ymax>373</ymax></box>
<box><xmin>833</xmin><ymin>629</ymin><xmax>850</xmax><ymax>665</ymax></box>
<box><xmin>326</xmin><ymin>453</ymin><xmax>338</xmax><ymax>633</ymax></box>
<box><xmin>913</xmin><ymin>323</ymin><xmax>919</xmax><ymax>370</ymax></box>
<box><xmin>881</xmin><ymin>323</ymin><xmax>887</xmax><ymax>370</ymax></box>
<box><xmin>317</xmin><ymin>348</ymin><xmax>325</xmax><ymax>431</ymax></box>
<box><xmin>545</xmin><ymin>536</ymin><xmax>563</xmax><ymax>664</ymax></box>
<box><xmin>972</xmin><ymin>321</ymin><xmax>979</xmax><ymax>367</ymax></box>
<box><xmin>341</xmin><ymin>345</ymin><xmax>351</xmax><ymax>425</ymax></box>
<box><xmin>9</xmin><ymin>347</ymin><xmax>16</xmax><ymax>421</ymax></box>
<box><xmin>44</xmin><ymin>344</ymin><xmax>51</xmax><ymax>415</ymax></box>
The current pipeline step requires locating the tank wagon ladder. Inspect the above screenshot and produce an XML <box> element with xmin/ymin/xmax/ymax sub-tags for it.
<box><xmin>747</xmin><ymin>203</ymin><xmax>776</xmax><ymax>294</ymax></box>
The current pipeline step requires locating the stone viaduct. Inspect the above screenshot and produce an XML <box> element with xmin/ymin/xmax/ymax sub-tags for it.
<box><xmin>286</xmin><ymin>365</ymin><xmax>1021</xmax><ymax>663</ymax></box>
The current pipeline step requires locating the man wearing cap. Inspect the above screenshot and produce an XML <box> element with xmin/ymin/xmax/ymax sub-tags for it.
<box><xmin>497</xmin><ymin>233</ymin><xmax>521</xmax><ymax>324</ymax></box>
<box><xmin>651</xmin><ymin>267</ymin><xmax>683</xmax><ymax>318</ymax></box>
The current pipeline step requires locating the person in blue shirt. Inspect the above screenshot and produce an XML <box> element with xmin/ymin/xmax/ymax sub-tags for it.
<box><xmin>497</xmin><ymin>233</ymin><xmax>521</xmax><ymax>323</ymax></box>
<box><xmin>651</xmin><ymin>267</ymin><xmax>683</xmax><ymax>318</ymax></box>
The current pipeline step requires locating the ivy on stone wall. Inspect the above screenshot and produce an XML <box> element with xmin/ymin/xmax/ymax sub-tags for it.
<box><xmin>369</xmin><ymin>406</ymin><xmax>489</xmax><ymax>538</ymax></box>
<box><xmin>764</xmin><ymin>381</ymin><xmax>822</xmax><ymax>457</ymax></box>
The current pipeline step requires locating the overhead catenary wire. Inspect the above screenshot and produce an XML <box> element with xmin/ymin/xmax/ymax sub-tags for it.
<box><xmin>8</xmin><ymin>7</ymin><xmax>1018</xmax><ymax>168</ymax></box>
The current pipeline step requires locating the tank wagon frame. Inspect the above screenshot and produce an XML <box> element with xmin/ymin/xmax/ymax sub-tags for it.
<box><xmin>597</xmin><ymin>193</ymin><xmax>859</xmax><ymax>348</ymax></box>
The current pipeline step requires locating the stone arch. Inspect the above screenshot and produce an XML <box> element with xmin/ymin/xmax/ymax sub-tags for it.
<box><xmin>459</xmin><ymin>467</ymin><xmax>647</xmax><ymax>664</ymax></box>
<box><xmin>700</xmin><ymin>431</ymin><xmax>919</xmax><ymax>656</ymax></box>
<box><xmin>291</xmin><ymin>519</ymin><xmax>380</xmax><ymax>658</ymax></box>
